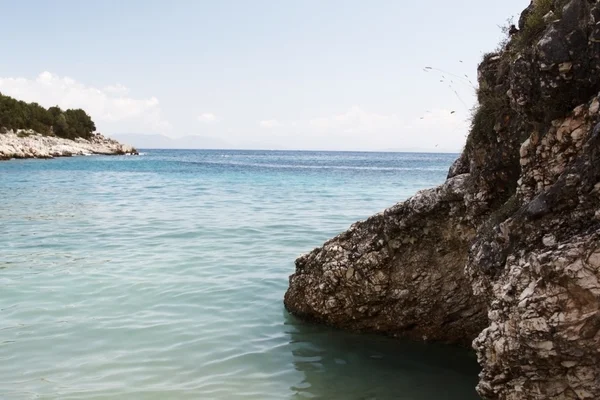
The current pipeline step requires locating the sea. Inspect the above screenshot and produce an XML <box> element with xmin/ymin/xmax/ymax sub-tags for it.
<box><xmin>0</xmin><ymin>150</ymin><xmax>480</xmax><ymax>400</ymax></box>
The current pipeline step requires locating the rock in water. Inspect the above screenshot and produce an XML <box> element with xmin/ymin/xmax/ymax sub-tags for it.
<box><xmin>284</xmin><ymin>174</ymin><xmax>488</xmax><ymax>346</ymax></box>
<box><xmin>285</xmin><ymin>1</ymin><xmax>600</xmax><ymax>398</ymax></box>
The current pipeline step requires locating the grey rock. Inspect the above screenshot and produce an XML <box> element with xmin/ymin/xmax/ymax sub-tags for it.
<box><xmin>525</xmin><ymin>193</ymin><xmax>549</xmax><ymax>219</ymax></box>
<box><xmin>284</xmin><ymin>174</ymin><xmax>487</xmax><ymax>345</ymax></box>
<box><xmin>518</xmin><ymin>1</ymin><xmax>535</xmax><ymax>30</ymax></box>
<box><xmin>447</xmin><ymin>151</ymin><xmax>469</xmax><ymax>179</ymax></box>
<box><xmin>284</xmin><ymin>1</ymin><xmax>600</xmax><ymax>399</ymax></box>
<box><xmin>537</xmin><ymin>25</ymin><xmax>570</xmax><ymax>66</ymax></box>
<box><xmin>560</xmin><ymin>0</ymin><xmax>585</xmax><ymax>32</ymax></box>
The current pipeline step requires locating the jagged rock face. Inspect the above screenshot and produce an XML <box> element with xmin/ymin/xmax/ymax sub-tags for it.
<box><xmin>466</xmin><ymin>0</ymin><xmax>600</xmax><ymax>397</ymax></box>
<box><xmin>473</xmin><ymin>233</ymin><xmax>600</xmax><ymax>400</ymax></box>
<box><xmin>509</xmin><ymin>0</ymin><xmax>600</xmax><ymax>122</ymax></box>
<box><xmin>466</xmin><ymin>54</ymin><xmax>526</xmax><ymax>217</ymax></box>
<box><xmin>469</xmin><ymin>98</ymin><xmax>600</xmax><ymax>399</ymax></box>
<box><xmin>285</xmin><ymin>0</ymin><xmax>600</xmax><ymax>398</ymax></box>
<box><xmin>284</xmin><ymin>175</ymin><xmax>487</xmax><ymax>345</ymax></box>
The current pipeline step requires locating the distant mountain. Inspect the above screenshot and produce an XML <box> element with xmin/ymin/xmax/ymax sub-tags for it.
<box><xmin>111</xmin><ymin>133</ymin><xmax>233</xmax><ymax>150</ymax></box>
<box><xmin>110</xmin><ymin>133</ymin><xmax>461</xmax><ymax>153</ymax></box>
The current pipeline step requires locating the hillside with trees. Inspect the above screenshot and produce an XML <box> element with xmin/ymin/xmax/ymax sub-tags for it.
<box><xmin>0</xmin><ymin>92</ymin><xmax>96</xmax><ymax>140</ymax></box>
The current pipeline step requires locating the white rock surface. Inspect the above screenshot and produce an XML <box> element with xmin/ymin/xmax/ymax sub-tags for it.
<box><xmin>0</xmin><ymin>130</ymin><xmax>137</xmax><ymax>160</ymax></box>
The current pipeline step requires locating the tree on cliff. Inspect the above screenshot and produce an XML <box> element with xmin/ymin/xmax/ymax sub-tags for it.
<box><xmin>0</xmin><ymin>92</ymin><xmax>97</xmax><ymax>139</ymax></box>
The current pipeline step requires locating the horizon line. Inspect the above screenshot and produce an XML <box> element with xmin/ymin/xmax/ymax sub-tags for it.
<box><xmin>133</xmin><ymin>147</ymin><xmax>462</xmax><ymax>154</ymax></box>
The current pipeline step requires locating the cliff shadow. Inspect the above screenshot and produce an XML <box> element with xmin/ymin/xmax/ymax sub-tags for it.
<box><xmin>284</xmin><ymin>312</ymin><xmax>480</xmax><ymax>400</ymax></box>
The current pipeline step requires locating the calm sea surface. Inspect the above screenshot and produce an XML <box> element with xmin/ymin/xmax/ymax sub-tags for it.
<box><xmin>0</xmin><ymin>150</ymin><xmax>480</xmax><ymax>400</ymax></box>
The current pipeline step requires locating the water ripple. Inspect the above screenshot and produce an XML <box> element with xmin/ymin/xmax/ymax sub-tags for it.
<box><xmin>0</xmin><ymin>150</ymin><xmax>479</xmax><ymax>399</ymax></box>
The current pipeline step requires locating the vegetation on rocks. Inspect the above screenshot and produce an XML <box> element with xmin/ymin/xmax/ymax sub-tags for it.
<box><xmin>286</xmin><ymin>0</ymin><xmax>600</xmax><ymax>398</ymax></box>
<box><xmin>513</xmin><ymin>0</ymin><xmax>558</xmax><ymax>50</ymax></box>
<box><xmin>0</xmin><ymin>92</ymin><xmax>96</xmax><ymax>140</ymax></box>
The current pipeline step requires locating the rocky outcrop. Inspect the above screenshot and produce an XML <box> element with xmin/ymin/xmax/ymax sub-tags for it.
<box><xmin>470</xmin><ymin>97</ymin><xmax>600</xmax><ymax>400</ymax></box>
<box><xmin>0</xmin><ymin>130</ymin><xmax>138</xmax><ymax>160</ymax></box>
<box><xmin>284</xmin><ymin>174</ymin><xmax>486</xmax><ymax>346</ymax></box>
<box><xmin>285</xmin><ymin>0</ymin><xmax>600</xmax><ymax>399</ymax></box>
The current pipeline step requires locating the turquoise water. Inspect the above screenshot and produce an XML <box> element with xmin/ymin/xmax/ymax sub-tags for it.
<box><xmin>0</xmin><ymin>150</ymin><xmax>480</xmax><ymax>400</ymax></box>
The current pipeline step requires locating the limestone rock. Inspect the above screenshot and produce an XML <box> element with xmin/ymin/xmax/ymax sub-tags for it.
<box><xmin>284</xmin><ymin>174</ymin><xmax>487</xmax><ymax>345</ymax></box>
<box><xmin>285</xmin><ymin>1</ymin><xmax>600</xmax><ymax>399</ymax></box>
<box><xmin>0</xmin><ymin>130</ymin><xmax>138</xmax><ymax>160</ymax></box>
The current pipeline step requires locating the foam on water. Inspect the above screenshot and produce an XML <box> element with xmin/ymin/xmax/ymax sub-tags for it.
<box><xmin>0</xmin><ymin>150</ymin><xmax>479</xmax><ymax>399</ymax></box>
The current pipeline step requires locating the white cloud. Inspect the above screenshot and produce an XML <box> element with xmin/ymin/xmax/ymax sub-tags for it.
<box><xmin>259</xmin><ymin>119</ymin><xmax>281</xmax><ymax>128</ymax></box>
<box><xmin>198</xmin><ymin>113</ymin><xmax>218</xmax><ymax>123</ymax></box>
<box><xmin>102</xmin><ymin>84</ymin><xmax>130</xmax><ymax>96</ymax></box>
<box><xmin>0</xmin><ymin>71</ymin><xmax>170</xmax><ymax>133</ymax></box>
<box><xmin>309</xmin><ymin>106</ymin><xmax>401</xmax><ymax>135</ymax></box>
<box><xmin>256</xmin><ymin>106</ymin><xmax>469</xmax><ymax>151</ymax></box>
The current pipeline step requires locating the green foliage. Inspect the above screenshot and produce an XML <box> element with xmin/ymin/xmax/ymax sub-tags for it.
<box><xmin>65</xmin><ymin>109</ymin><xmax>96</xmax><ymax>138</ymax></box>
<box><xmin>0</xmin><ymin>92</ymin><xmax>96</xmax><ymax>140</ymax></box>
<box><xmin>495</xmin><ymin>18</ymin><xmax>515</xmax><ymax>53</ymax></box>
<box><xmin>466</xmin><ymin>86</ymin><xmax>512</xmax><ymax>152</ymax></box>
<box><xmin>512</xmin><ymin>0</ymin><xmax>561</xmax><ymax>52</ymax></box>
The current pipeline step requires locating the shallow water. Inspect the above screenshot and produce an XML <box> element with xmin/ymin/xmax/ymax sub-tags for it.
<box><xmin>0</xmin><ymin>150</ymin><xmax>480</xmax><ymax>399</ymax></box>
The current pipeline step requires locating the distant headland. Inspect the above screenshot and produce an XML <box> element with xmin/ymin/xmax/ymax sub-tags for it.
<box><xmin>0</xmin><ymin>92</ymin><xmax>137</xmax><ymax>160</ymax></box>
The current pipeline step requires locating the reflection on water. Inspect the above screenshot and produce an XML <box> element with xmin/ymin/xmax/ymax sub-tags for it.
<box><xmin>285</xmin><ymin>313</ymin><xmax>480</xmax><ymax>400</ymax></box>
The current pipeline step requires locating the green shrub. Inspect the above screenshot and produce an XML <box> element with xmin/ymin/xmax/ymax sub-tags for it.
<box><xmin>0</xmin><ymin>92</ymin><xmax>96</xmax><ymax>140</ymax></box>
<box><xmin>512</xmin><ymin>0</ymin><xmax>562</xmax><ymax>52</ymax></box>
<box><xmin>465</xmin><ymin>87</ymin><xmax>512</xmax><ymax>152</ymax></box>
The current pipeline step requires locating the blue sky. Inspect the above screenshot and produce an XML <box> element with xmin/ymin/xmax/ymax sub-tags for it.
<box><xmin>0</xmin><ymin>0</ymin><xmax>527</xmax><ymax>151</ymax></box>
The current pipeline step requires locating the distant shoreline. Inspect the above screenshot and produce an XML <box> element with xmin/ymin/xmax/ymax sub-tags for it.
<box><xmin>0</xmin><ymin>130</ymin><xmax>138</xmax><ymax>161</ymax></box>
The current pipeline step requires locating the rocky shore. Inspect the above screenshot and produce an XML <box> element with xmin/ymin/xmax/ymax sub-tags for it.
<box><xmin>0</xmin><ymin>130</ymin><xmax>138</xmax><ymax>160</ymax></box>
<box><xmin>285</xmin><ymin>1</ymin><xmax>600</xmax><ymax>399</ymax></box>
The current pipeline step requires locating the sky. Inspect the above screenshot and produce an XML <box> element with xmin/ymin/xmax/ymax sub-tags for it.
<box><xmin>0</xmin><ymin>0</ymin><xmax>528</xmax><ymax>151</ymax></box>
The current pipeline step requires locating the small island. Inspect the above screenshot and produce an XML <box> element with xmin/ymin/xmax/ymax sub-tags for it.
<box><xmin>0</xmin><ymin>92</ymin><xmax>137</xmax><ymax>160</ymax></box>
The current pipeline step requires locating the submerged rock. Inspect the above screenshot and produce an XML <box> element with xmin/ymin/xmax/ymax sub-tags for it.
<box><xmin>285</xmin><ymin>1</ymin><xmax>600</xmax><ymax>398</ymax></box>
<box><xmin>0</xmin><ymin>130</ymin><xmax>138</xmax><ymax>160</ymax></box>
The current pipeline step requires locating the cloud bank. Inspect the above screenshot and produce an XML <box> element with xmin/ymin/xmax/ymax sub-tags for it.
<box><xmin>259</xmin><ymin>119</ymin><xmax>281</xmax><ymax>129</ymax></box>
<box><xmin>198</xmin><ymin>113</ymin><xmax>218</xmax><ymax>123</ymax></box>
<box><xmin>0</xmin><ymin>72</ymin><xmax>468</xmax><ymax>151</ymax></box>
<box><xmin>0</xmin><ymin>71</ymin><xmax>170</xmax><ymax>134</ymax></box>
<box><xmin>253</xmin><ymin>106</ymin><xmax>468</xmax><ymax>151</ymax></box>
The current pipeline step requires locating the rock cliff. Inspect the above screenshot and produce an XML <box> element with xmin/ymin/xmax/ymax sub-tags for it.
<box><xmin>284</xmin><ymin>0</ymin><xmax>600</xmax><ymax>398</ymax></box>
<box><xmin>0</xmin><ymin>130</ymin><xmax>138</xmax><ymax>160</ymax></box>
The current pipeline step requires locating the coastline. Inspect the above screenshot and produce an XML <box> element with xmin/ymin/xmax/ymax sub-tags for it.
<box><xmin>0</xmin><ymin>130</ymin><xmax>138</xmax><ymax>160</ymax></box>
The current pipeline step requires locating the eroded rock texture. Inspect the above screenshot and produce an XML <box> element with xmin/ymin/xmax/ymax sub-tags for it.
<box><xmin>285</xmin><ymin>0</ymin><xmax>600</xmax><ymax>398</ymax></box>
<box><xmin>0</xmin><ymin>130</ymin><xmax>138</xmax><ymax>160</ymax></box>
<box><xmin>470</xmin><ymin>98</ymin><xmax>600</xmax><ymax>399</ymax></box>
<box><xmin>284</xmin><ymin>174</ymin><xmax>486</xmax><ymax>345</ymax></box>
